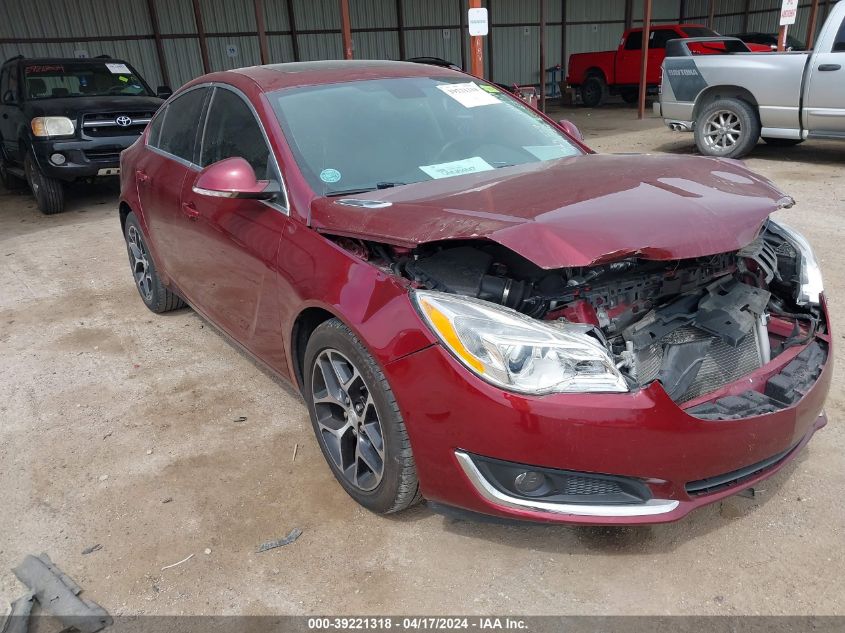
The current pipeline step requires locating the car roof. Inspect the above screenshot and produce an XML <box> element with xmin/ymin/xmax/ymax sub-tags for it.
<box><xmin>227</xmin><ymin>59</ymin><xmax>461</xmax><ymax>92</ymax></box>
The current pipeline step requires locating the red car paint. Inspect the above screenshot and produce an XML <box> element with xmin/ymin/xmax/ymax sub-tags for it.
<box><xmin>119</xmin><ymin>60</ymin><xmax>830</xmax><ymax>525</ymax></box>
<box><xmin>566</xmin><ymin>24</ymin><xmax>770</xmax><ymax>89</ymax></box>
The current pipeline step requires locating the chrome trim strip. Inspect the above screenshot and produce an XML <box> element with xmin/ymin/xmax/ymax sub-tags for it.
<box><xmin>454</xmin><ymin>451</ymin><xmax>680</xmax><ymax>518</ymax></box>
<box><xmin>83</xmin><ymin>118</ymin><xmax>151</xmax><ymax>127</ymax></box>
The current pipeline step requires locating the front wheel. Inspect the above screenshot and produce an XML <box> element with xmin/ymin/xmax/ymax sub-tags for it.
<box><xmin>620</xmin><ymin>88</ymin><xmax>639</xmax><ymax>104</ymax></box>
<box><xmin>694</xmin><ymin>98</ymin><xmax>760</xmax><ymax>158</ymax></box>
<box><xmin>304</xmin><ymin>319</ymin><xmax>421</xmax><ymax>514</ymax></box>
<box><xmin>24</xmin><ymin>153</ymin><xmax>64</xmax><ymax>214</ymax></box>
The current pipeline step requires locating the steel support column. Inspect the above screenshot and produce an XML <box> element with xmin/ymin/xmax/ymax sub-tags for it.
<box><xmin>637</xmin><ymin>0</ymin><xmax>652</xmax><ymax>120</ymax></box>
<box><xmin>340</xmin><ymin>0</ymin><xmax>353</xmax><ymax>59</ymax></box>
<box><xmin>146</xmin><ymin>0</ymin><xmax>170</xmax><ymax>87</ymax></box>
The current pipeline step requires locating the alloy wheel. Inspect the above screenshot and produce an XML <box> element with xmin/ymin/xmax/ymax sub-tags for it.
<box><xmin>311</xmin><ymin>348</ymin><xmax>385</xmax><ymax>491</ymax></box>
<box><xmin>702</xmin><ymin>110</ymin><xmax>742</xmax><ymax>152</ymax></box>
<box><xmin>127</xmin><ymin>225</ymin><xmax>154</xmax><ymax>302</ymax></box>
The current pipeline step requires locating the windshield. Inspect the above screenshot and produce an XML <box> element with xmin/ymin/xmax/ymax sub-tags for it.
<box><xmin>270</xmin><ymin>77</ymin><xmax>582</xmax><ymax>195</ymax></box>
<box><xmin>24</xmin><ymin>62</ymin><xmax>151</xmax><ymax>100</ymax></box>
<box><xmin>682</xmin><ymin>27</ymin><xmax>719</xmax><ymax>37</ymax></box>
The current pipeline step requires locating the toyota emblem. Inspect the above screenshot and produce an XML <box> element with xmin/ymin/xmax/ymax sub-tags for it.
<box><xmin>115</xmin><ymin>115</ymin><xmax>132</xmax><ymax>127</ymax></box>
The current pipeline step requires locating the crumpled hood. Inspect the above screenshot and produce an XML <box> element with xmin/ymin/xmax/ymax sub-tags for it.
<box><xmin>310</xmin><ymin>153</ymin><xmax>792</xmax><ymax>269</ymax></box>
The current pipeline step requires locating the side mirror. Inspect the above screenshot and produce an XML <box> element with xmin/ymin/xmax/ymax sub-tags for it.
<box><xmin>193</xmin><ymin>157</ymin><xmax>279</xmax><ymax>200</ymax></box>
<box><xmin>558</xmin><ymin>119</ymin><xmax>584</xmax><ymax>142</ymax></box>
<box><xmin>156</xmin><ymin>85</ymin><xmax>173</xmax><ymax>99</ymax></box>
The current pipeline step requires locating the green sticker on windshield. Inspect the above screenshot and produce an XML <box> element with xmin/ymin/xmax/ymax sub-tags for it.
<box><xmin>119</xmin><ymin>75</ymin><xmax>128</xmax><ymax>83</ymax></box>
<box><xmin>480</xmin><ymin>84</ymin><xmax>500</xmax><ymax>93</ymax></box>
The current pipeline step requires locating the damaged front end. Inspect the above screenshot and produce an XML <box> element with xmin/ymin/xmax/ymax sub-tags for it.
<box><xmin>332</xmin><ymin>219</ymin><xmax>828</xmax><ymax>416</ymax></box>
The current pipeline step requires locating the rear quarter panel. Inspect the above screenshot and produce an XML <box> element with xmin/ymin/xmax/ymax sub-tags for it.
<box><xmin>567</xmin><ymin>51</ymin><xmax>617</xmax><ymax>85</ymax></box>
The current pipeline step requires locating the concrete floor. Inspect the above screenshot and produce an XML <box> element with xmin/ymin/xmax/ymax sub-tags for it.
<box><xmin>1</xmin><ymin>104</ymin><xmax>844</xmax><ymax>616</ymax></box>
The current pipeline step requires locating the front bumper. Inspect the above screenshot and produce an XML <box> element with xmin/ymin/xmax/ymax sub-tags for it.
<box><xmin>386</xmin><ymin>327</ymin><xmax>831</xmax><ymax>525</ymax></box>
<box><xmin>30</xmin><ymin>134</ymin><xmax>140</xmax><ymax>180</ymax></box>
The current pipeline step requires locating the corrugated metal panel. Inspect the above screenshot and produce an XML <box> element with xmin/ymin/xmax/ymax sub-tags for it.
<box><xmin>713</xmin><ymin>14</ymin><xmax>745</xmax><ymax>35</ymax></box>
<box><xmin>354</xmin><ymin>30</ymin><xmax>401</xmax><ymax>59</ymax></box>
<box><xmin>200</xmin><ymin>0</ymin><xmax>257</xmax><ymax>33</ymax></box>
<box><xmin>156</xmin><ymin>0</ymin><xmax>198</xmax><ymax>35</ymax></box>
<box><xmin>402</xmin><ymin>0</ymin><xmax>459</xmax><ymax>28</ymax></box>
<box><xmin>264</xmin><ymin>1</ymin><xmax>292</xmax><ymax>31</ymax></box>
<box><xmin>564</xmin><ymin>23</ymin><xmax>625</xmax><ymax>67</ymax></box>
<box><xmin>351</xmin><ymin>0</ymin><xmax>398</xmax><ymax>29</ymax></box>
<box><xmin>495</xmin><ymin>0</ymin><xmax>540</xmax><ymax>25</ymax></box>
<box><xmin>491</xmin><ymin>25</ymin><xmax>540</xmax><ymax>85</ymax></box>
<box><xmin>298</xmin><ymin>33</ymin><xmax>343</xmax><ymax>60</ymax></box>
<box><xmin>566</xmin><ymin>0</ymin><xmax>626</xmax><ymax>23</ymax></box>
<box><xmin>0</xmin><ymin>0</ymin><xmax>152</xmax><ymax>39</ymax></box>
<box><xmin>267</xmin><ymin>34</ymin><xmax>296</xmax><ymax>63</ymax></box>
<box><xmin>294</xmin><ymin>0</ymin><xmax>341</xmax><ymax>30</ymax></box>
<box><xmin>631</xmin><ymin>0</ymin><xmax>681</xmax><ymax>23</ymax></box>
<box><xmin>207</xmin><ymin>35</ymin><xmax>261</xmax><ymax>70</ymax></box>
<box><xmin>404</xmin><ymin>28</ymin><xmax>463</xmax><ymax>63</ymax></box>
<box><xmin>162</xmin><ymin>38</ymin><xmax>205</xmax><ymax>87</ymax></box>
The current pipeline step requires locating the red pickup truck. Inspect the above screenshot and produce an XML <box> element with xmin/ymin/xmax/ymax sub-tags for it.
<box><xmin>566</xmin><ymin>24</ymin><xmax>768</xmax><ymax>106</ymax></box>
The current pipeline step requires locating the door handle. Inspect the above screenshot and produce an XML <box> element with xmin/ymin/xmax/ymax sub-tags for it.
<box><xmin>136</xmin><ymin>170</ymin><xmax>151</xmax><ymax>185</ymax></box>
<box><xmin>181</xmin><ymin>201</ymin><xmax>200</xmax><ymax>221</ymax></box>
<box><xmin>818</xmin><ymin>64</ymin><xmax>841</xmax><ymax>71</ymax></box>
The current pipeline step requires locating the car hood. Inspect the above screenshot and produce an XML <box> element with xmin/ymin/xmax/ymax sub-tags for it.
<box><xmin>25</xmin><ymin>95</ymin><xmax>164</xmax><ymax>118</ymax></box>
<box><xmin>310</xmin><ymin>153</ymin><xmax>792</xmax><ymax>269</ymax></box>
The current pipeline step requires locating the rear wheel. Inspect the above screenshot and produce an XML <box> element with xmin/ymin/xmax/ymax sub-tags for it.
<box><xmin>694</xmin><ymin>98</ymin><xmax>760</xmax><ymax>158</ymax></box>
<box><xmin>123</xmin><ymin>212</ymin><xmax>186</xmax><ymax>313</ymax></box>
<box><xmin>621</xmin><ymin>88</ymin><xmax>639</xmax><ymax>104</ymax></box>
<box><xmin>762</xmin><ymin>137</ymin><xmax>804</xmax><ymax>147</ymax></box>
<box><xmin>304</xmin><ymin>319</ymin><xmax>421</xmax><ymax>514</ymax></box>
<box><xmin>580</xmin><ymin>75</ymin><xmax>608</xmax><ymax>108</ymax></box>
<box><xmin>24</xmin><ymin>153</ymin><xmax>64</xmax><ymax>214</ymax></box>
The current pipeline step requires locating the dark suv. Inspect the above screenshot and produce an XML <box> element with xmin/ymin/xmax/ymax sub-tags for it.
<box><xmin>0</xmin><ymin>56</ymin><xmax>169</xmax><ymax>214</ymax></box>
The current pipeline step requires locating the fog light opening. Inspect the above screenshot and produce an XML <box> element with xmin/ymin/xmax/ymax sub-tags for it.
<box><xmin>514</xmin><ymin>470</ymin><xmax>548</xmax><ymax>497</ymax></box>
<box><xmin>50</xmin><ymin>153</ymin><xmax>66</xmax><ymax>165</ymax></box>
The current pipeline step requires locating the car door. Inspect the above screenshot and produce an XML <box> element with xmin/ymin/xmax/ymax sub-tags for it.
<box><xmin>803</xmin><ymin>15</ymin><xmax>845</xmax><ymax>134</ymax></box>
<box><xmin>178</xmin><ymin>85</ymin><xmax>289</xmax><ymax>370</ymax></box>
<box><xmin>136</xmin><ymin>85</ymin><xmax>210</xmax><ymax>287</ymax></box>
<box><xmin>615</xmin><ymin>31</ymin><xmax>642</xmax><ymax>84</ymax></box>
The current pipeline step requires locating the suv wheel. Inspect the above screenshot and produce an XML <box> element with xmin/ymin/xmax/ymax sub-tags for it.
<box><xmin>304</xmin><ymin>319</ymin><xmax>421</xmax><ymax>514</ymax></box>
<box><xmin>25</xmin><ymin>153</ymin><xmax>65</xmax><ymax>214</ymax></box>
<box><xmin>580</xmin><ymin>75</ymin><xmax>608</xmax><ymax>108</ymax></box>
<box><xmin>123</xmin><ymin>212</ymin><xmax>186</xmax><ymax>313</ymax></box>
<box><xmin>695</xmin><ymin>98</ymin><xmax>760</xmax><ymax>158</ymax></box>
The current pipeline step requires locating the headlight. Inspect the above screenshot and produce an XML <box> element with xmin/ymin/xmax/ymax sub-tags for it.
<box><xmin>413</xmin><ymin>290</ymin><xmax>628</xmax><ymax>395</ymax></box>
<box><xmin>31</xmin><ymin>116</ymin><xmax>75</xmax><ymax>137</ymax></box>
<box><xmin>768</xmin><ymin>221</ymin><xmax>823</xmax><ymax>305</ymax></box>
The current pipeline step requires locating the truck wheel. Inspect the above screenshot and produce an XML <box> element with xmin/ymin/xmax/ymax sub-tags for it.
<box><xmin>581</xmin><ymin>76</ymin><xmax>608</xmax><ymax>108</ymax></box>
<box><xmin>695</xmin><ymin>98</ymin><xmax>760</xmax><ymax>158</ymax></box>
<box><xmin>25</xmin><ymin>153</ymin><xmax>65</xmax><ymax>214</ymax></box>
<box><xmin>763</xmin><ymin>137</ymin><xmax>804</xmax><ymax>147</ymax></box>
<box><xmin>621</xmin><ymin>88</ymin><xmax>639</xmax><ymax>104</ymax></box>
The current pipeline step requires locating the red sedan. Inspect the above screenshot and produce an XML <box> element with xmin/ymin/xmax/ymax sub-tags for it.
<box><xmin>119</xmin><ymin>60</ymin><xmax>830</xmax><ymax>525</ymax></box>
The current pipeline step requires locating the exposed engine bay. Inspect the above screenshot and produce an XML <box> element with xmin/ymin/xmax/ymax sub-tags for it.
<box><xmin>330</xmin><ymin>220</ymin><xmax>827</xmax><ymax>415</ymax></box>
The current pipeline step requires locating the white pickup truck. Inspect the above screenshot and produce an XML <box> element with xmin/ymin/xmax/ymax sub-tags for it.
<box><xmin>657</xmin><ymin>0</ymin><xmax>845</xmax><ymax>158</ymax></box>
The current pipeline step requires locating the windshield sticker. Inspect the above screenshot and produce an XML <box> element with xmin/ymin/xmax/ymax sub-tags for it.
<box><xmin>118</xmin><ymin>75</ymin><xmax>129</xmax><ymax>83</ymax></box>
<box><xmin>319</xmin><ymin>168</ymin><xmax>342</xmax><ymax>183</ymax></box>
<box><xmin>523</xmin><ymin>145</ymin><xmax>575</xmax><ymax>161</ymax></box>
<box><xmin>419</xmin><ymin>157</ymin><xmax>494</xmax><ymax>180</ymax></box>
<box><xmin>436</xmin><ymin>82</ymin><xmax>501</xmax><ymax>108</ymax></box>
<box><xmin>105</xmin><ymin>63</ymin><xmax>131</xmax><ymax>74</ymax></box>
<box><xmin>25</xmin><ymin>65</ymin><xmax>64</xmax><ymax>74</ymax></box>
<box><xmin>479</xmin><ymin>84</ymin><xmax>500</xmax><ymax>94</ymax></box>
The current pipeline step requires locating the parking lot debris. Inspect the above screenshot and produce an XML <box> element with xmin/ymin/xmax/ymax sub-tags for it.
<box><xmin>292</xmin><ymin>443</ymin><xmax>298</xmax><ymax>462</ymax></box>
<box><xmin>12</xmin><ymin>553</ymin><xmax>111</xmax><ymax>633</ymax></box>
<box><xmin>161</xmin><ymin>497</ymin><xmax>173</xmax><ymax>504</ymax></box>
<box><xmin>160</xmin><ymin>554</ymin><xmax>194</xmax><ymax>571</ymax></box>
<box><xmin>81</xmin><ymin>544</ymin><xmax>102</xmax><ymax>555</ymax></box>
<box><xmin>233</xmin><ymin>416</ymin><xmax>247</xmax><ymax>423</ymax></box>
<box><xmin>0</xmin><ymin>593</ymin><xmax>34</xmax><ymax>633</ymax></box>
<box><xmin>257</xmin><ymin>528</ymin><xmax>302</xmax><ymax>553</ymax></box>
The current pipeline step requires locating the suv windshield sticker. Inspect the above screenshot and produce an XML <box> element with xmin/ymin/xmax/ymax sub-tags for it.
<box><xmin>105</xmin><ymin>63</ymin><xmax>131</xmax><ymax>75</ymax></box>
<box><xmin>320</xmin><ymin>168</ymin><xmax>342</xmax><ymax>183</ymax></box>
<box><xmin>419</xmin><ymin>157</ymin><xmax>494</xmax><ymax>179</ymax></box>
<box><xmin>436</xmin><ymin>82</ymin><xmax>501</xmax><ymax>108</ymax></box>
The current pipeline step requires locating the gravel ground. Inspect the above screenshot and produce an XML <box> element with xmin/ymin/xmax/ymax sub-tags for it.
<box><xmin>1</xmin><ymin>103</ymin><xmax>843</xmax><ymax>616</ymax></box>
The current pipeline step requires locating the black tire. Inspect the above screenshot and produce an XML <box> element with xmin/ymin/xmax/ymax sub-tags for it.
<box><xmin>24</xmin><ymin>153</ymin><xmax>64</xmax><ymax>214</ymax></box>
<box><xmin>304</xmin><ymin>318</ymin><xmax>421</xmax><ymax>514</ymax></box>
<box><xmin>123</xmin><ymin>212</ymin><xmax>186</xmax><ymax>313</ymax></box>
<box><xmin>580</xmin><ymin>75</ymin><xmax>608</xmax><ymax>108</ymax></box>
<box><xmin>621</xmin><ymin>88</ymin><xmax>639</xmax><ymax>104</ymax></box>
<box><xmin>694</xmin><ymin>98</ymin><xmax>760</xmax><ymax>158</ymax></box>
<box><xmin>762</xmin><ymin>137</ymin><xmax>804</xmax><ymax>147</ymax></box>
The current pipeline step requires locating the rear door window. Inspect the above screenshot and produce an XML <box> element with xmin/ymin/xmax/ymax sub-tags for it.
<box><xmin>833</xmin><ymin>18</ymin><xmax>845</xmax><ymax>52</ymax></box>
<box><xmin>650</xmin><ymin>30</ymin><xmax>678</xmax><ymax>49</ymax></box>
<box><xmin>157</xmin><ymin>87</ymin><xmax>209</xmax><ymax>163</ymax></box>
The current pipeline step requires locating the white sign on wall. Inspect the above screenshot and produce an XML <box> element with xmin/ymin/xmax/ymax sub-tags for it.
<box><xmin>226</xmin><ymin>43</ymin><xmax>239</xmax><ymax>58</ymax></box>
<box><xmin>468</xmin><ymin>8</ymin><xmax>488</xmax><ymax>37</ymax></box>
<box><xmin>780</xmin><ymin>0</ymin><xmax>798</xmax><ymax>25</ymax></box>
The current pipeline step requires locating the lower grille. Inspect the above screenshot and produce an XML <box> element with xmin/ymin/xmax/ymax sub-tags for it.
<box><xmin>636</xmin><ymin>326</ymin><xmax>762</xmax><ymax>402</ymax></box>
<box><xmin>83</xmin><ymin>148</ymin><xmax>122</xmax><ymax>162</ymax></box>
<box><xmin>685</xmin><ymin>443</ymin><xmax>798</xmax><ymax>496</ymax></box>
